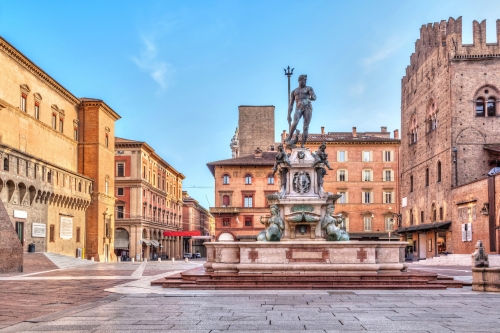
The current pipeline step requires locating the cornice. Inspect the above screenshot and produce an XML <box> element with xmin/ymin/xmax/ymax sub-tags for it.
<box><xmin>0</xmin><ymin>37</ymin><xmax>80</xmax><ymax>105</ymax></box>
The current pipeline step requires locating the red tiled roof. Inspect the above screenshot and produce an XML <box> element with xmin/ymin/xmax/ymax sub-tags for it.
<box><xmin>303</xmin><ymin>133</ymin><xmax>399</xmax><ymax>143</ymax></box>
<box><xmin>206</xmin><ymin>152</ymin><xmax>277</xmax><ymax>176</ymax></box>
<box><xmin>115</xmin><ymin>137</ymin><xmax>143</xmax><ymax>144</ymax></box>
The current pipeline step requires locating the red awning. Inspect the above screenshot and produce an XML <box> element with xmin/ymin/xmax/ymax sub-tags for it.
<box><xmin>163</xmin><ymin>231</ymin><xmax>201</xmax><ymax>237</ymax></box>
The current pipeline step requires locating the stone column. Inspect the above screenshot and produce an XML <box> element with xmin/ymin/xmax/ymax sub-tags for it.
<box><xmin>169</xmin><ymin>237</ymin><xmax>174</xmax><ymax>259</ymax></box>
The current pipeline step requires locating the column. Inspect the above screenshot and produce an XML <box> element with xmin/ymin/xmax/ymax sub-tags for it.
<box><xmin>169</xmin><ymin>237</ymin><xmax>174</xmax><ymax>259</ymax></box>
<box><xmin>177</xmin><ymin>236</ymin><xmax>182</xmax><ymax>258</ymax></box>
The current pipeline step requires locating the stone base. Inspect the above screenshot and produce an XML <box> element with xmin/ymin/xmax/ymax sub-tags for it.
<box><xmin>0</xmin><ymin>200</ymin><xmax>23</xmax><ymax>273</ymax></box>
<box><xmin>472</xmin><ymin>267</ymin><xmax>500</xmax><ymax>292</ymax></box>
<box><xmin>204</xmin><ymin>241</ymin><xmax>408</xmax><ymax>274</ymax></box>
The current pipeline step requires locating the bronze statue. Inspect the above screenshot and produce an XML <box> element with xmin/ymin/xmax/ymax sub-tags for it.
<box><xmin>312</xmin><ymin>142</ymin><xmax>333</xmax><ymax>170</ymax></box>
<box><xmin>320</xmin><ymin>204</ymin><xmax>349</xmax><ymax>241</ymax></box>
<box><xmin>272</xmin><ymin>144</ymin><xmax>292</xmax><ymax>176</ymax></box>
<box><xmin>286</xmin><ymin>74</ymin><xmax>316</xmax><ymax>148</ymax></box>
<box><xmin>257</xmin><ymin>204</ymin><xmax>285</xmax><ymax>241</ymax></box>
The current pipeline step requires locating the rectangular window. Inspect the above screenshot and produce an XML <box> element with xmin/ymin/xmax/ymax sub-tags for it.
<box><xmin>20</xmin><ymin>93</ymin><xmax>27</xmax><ymax>112</ymax></box>
<box><xmin>76</xmin><ymin>227</ymin><xmax>81</xmax><ymax>243</ymax></box>
<box><xmin>49</xmin><ymin>224</ymin><xmax>55</xmax><ymax>242</ymax></box>
<box><xmin>384</xmin><ymin>192</ymin><xmax>393</xmax><ymax>204</ymax></box>
<box><xmin>244</xmin><ymin>196</ymin><xmax>253</xmax><ymax>208</ymax></box>
<box><xmin>52</xmin><ymin>114</ymin><xmax>57</xmax><ymax>130</ymax></box>
<box><xmin>339</xmin><ymin>170</ymin><xmax>346</xmax><ymax>182</ymax></box>
<box><xmin>105</xmin><ymin>181</ymin><xmax>109</xmax><ymax>195</ymax></box>
<box><xmin>105</xmin><ymin>134</ymin><xmax>109</xmax><ymax>148</ymax></box>
<box><xmin>385</xmin><ymin>170</ymin><xmax>392</xmax><ymax>181</ymax></box>
<box><xmin>363</xmin><ymin>151</ymin><xmax>370</xmax><ymax>162</ymax></box>
<box><xmin>117</xmin><ymin>206</ymin><xmax>124</xmax><ymax>218</ymax></box>
<box><xmin>59</xmin><ymin>118</ymin><xmax>64</xmax><ymax>133</ymax></box>
<box><xmin>420</xmin><ymin>211</ymin><xmax>424</xmax><ymax>223</ymax></box>
<box><xmin>439</xmin><ymin>207</ymin><xmax>443</xmax><ymax>220</ymax></box>
<box><xmin>363</xmin><ymin>170</ymin><xmax>371</xmax><ymax>181</ymax></box>
<box><xmin>34</xmin><ymin>102</ymin><xmax>40</xmax><ymax>119</ymax></box>
<box><xmin>363</xmin><ymin>191</ymin><xmax>371</xmax><ymax>204</ymax></box>
<box><xmin>338</xmin><ymin>191</ymin><xmax>346</xmax><ymax>204</ymax></box>
<box><xmin>117</xmin><ymin>188</ymin><xmax>124</xmax><ymax>196</ymax></box>
<box><xmin>385</xmin><ymin>217</ymin><xmax>393</xmax><ymax>231</ymax></box>
<box><xmin>222</xmin><ymin>218</ymin><xmax>230</xmax><ymax>227</ymax></box>
<box><xmin>338</xmin><ymin>151</ymin><xmax>345</xmax><ymax>162</ymax></box>
<box><xmin>384</xmin><ymin>151</ymin><xmax>392</xmax><ymax>162</ymax></box>
<box><xmin>245</xmin><ymin>217</ymin><xmax>252</xmax><ymax>227</ymax></box>
<box><xmin>363</xmin><ymin>217</ymin><xmax>372</xmax><ymax>231</ymax></box>
<box><xmin>117</xmin><ymin>163</ymin><xmax>125</xmax><ymax>177</ymax></box>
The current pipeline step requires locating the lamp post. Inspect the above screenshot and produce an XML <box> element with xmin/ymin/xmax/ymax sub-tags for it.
<box><xmin>284</xmin><ymin>66</ymin><xmax>294</xmax><ymax>133</ymax></box>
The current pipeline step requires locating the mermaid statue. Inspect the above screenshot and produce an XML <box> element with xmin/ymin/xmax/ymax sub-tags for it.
<box><xmin>257</xmin><ymin>204</ymin><xmax>284</xmax><ymax>241</ymax></box>
<box><xmin>320</xmin><ymin>204</ymin><xmax>349</xmax><ymax>241</ymax></box>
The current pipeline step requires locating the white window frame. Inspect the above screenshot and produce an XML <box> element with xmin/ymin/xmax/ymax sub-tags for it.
<box><xmin>223</xmin><ymin>174</ymin><xmax>230</xmax><ymax>185</ymax></box>
<box><xmin>338</xmin><ymin>151</ymin><xmax>346</xmax><ymax>162</ymax></box>
<box><xmin>384</xmin><ymin>217</ymin><xmax>393</xmax><ymax>231</ymax></box>
<box><xmin>362</xmin><ymin>151</ymin><xmax>372</xmax><ymax>162</ymax></box>
<box><xmin>383</xmin><ymin>151</ymin><xmax>393</xmax><ymax>162</ymax></box>
<box><xmin>363</xmin><ymin>217</ymin><xmax>372</xmax><ymax>231</ymax></box>
<box><xmin>383</xmin><ymin>191</ymin><xmax>393</xmax><ymax>204</ymax></box>
<box><xmin>362</xmin><ymin>191</ymin><xmax>373</xmax><ymax>204</ymax></box>
<box><xmin>338</xmin><ymin>169</ymin><xmax>347</xmax><ymax>182</ymax></box>
<box><xmin>117</xmin><ymin>187</ymin><xmax>124</xmax><ymax>196</ymax></box>
<box><xmin>244</xmin><ymin>196</ymin><xmax>253</xmax><ymax>208</ymax></box>
<box><xmin>117</xmin><ymin>163</ymin><xmax>125</xmax><ymax>177</ymax></box>
<box><xmin>363</xmin><ymin>169</ymin><xmax>373</xmax><ymax>182</ymax></box>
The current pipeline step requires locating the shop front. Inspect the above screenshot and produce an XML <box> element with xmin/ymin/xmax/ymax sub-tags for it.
<box><xmin>396</xmin><ymin>221</ymin><xmax>451</xmax><ymax>260</ymax></box>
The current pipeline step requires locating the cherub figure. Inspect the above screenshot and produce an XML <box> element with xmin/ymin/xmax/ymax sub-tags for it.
<box><xmin>272</xmin><ymin>144</ymin><xmax>292</xmax><ymax>176</ymax></box>
<box><xmin>320</xmin><ymin>204</ymin><xmax>349</xmax><ymax>241</ymax></box>
<box><xmin>257</xmin><ymin>205</ymin><xmax>285</xmax><ymax>241</ymax></box>
<box><xmin>312</xmin><ymin>142</ymin><xmax>333</xmax><ymax>170</ymax></box>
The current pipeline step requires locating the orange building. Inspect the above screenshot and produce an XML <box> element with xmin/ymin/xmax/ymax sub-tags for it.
<box><xmin>208</xmin><ymin>125</ymin><xmax>400</xmax><ymax>241</ymax></box>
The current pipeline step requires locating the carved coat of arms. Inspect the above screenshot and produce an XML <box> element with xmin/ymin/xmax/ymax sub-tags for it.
<box><xmin>293</xmin><ymin>171</ymin><xmax>310</xmax><ymax>194</ymax></box>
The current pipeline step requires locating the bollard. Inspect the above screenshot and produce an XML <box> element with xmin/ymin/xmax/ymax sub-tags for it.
<box><xmin>118</xmin><ymin>257</ymin><xmax>121</xmax><ymax>263</ymax></box>
<box><xmin>185</xmin><ymin>258</ymin><xmax>189</xmax><ymax>263</ymax></box>
<box><xmin>91</xmin><ymin>257</ymin><xmax>94</xmax><ymax>262</ymax></box>
<box><xmin>158</xmin><ymin>258</ymin><xmax>161</xmax><ymax>263</ymax></box>
<box><xmin>172</xmin><ymin>258</ymin><xmax>175</xmax><ymax>263</ymax></box>
<box><xmin>131</xmin><ymin>258</ymin><xmax>135</xmax><ymax>263</ymax></box>
<box><xmin>144</xmin><ymin>258</ymin><xmax>147</xmax><ymax>263</ymax></box>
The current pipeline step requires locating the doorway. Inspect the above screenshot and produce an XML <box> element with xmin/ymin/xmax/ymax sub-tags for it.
<box><xmin>15</xmin><ymin>222</ymin><xmax>24</xmax><ymax>245</ymax></box>
<box><xmin>418</xmin><ymin>233</ymin><xmax>427</xmax><ymax>259</ymax></box>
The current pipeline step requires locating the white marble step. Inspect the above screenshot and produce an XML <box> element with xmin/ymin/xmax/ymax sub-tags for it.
<box><xmin>43</xmin><ymin>252</ymin><xmax>96</xmax><ymax>269</ymax></box>
<box><xmin>412</xmin><ymin>254</ymin><xmax>500</xmax><ymax>267</ymax></box>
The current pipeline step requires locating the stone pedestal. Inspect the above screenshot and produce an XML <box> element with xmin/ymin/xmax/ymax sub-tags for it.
<box><xmin>472</xmin><ymin>267</ymin><xmax>500</xmax><ymax>292</ymax></box>
<box><xmin>0</xmin><ymin>200</ymin><xmax>23</xmax><ymax>273</ymax></box>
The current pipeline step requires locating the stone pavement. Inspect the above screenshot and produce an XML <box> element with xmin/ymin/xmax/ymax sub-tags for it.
<box><xmin>1</xmin><ymin>255</ymin><xmax>500</xmax><ymax>332</ymax></box>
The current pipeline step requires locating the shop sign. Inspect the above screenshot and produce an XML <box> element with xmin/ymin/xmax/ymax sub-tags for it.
<box><xmin>60</xmin><ymin>217</ymin><xmax>73</xmax><ymax>239</ymax></box>
<box><xmin>13</xmin><ymin>210</ymin><xmax>27</xmax><ymax>219</ymax></box>
<box><xmin>32</xmin><ymin>223</ymin><xmax>46</xmax><ymax>237</ymax></box>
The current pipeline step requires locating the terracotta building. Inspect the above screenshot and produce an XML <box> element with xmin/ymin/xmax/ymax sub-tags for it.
<box><xmin>0</xmin><ymin>36</ymin><xmax>119</xmax><ymax>261</ymax></box>
<box><xmin>208</xmin><ymin>111</ymin><xmax>400</xmax><ymax>241</ymax></box>
<box><xmin>182</xmin><ymin>191</ymin><xmax>215</xmax><ymax>257</ymax></box>
<box><xmin>398</xmin><ymin>17</ymin><xmax>500</xmax><ymax>259</ymax></box>
<box><xmin>114</xmin><ymin>137</ymin><xmax>185</xmax><ymax>260</ymax></box>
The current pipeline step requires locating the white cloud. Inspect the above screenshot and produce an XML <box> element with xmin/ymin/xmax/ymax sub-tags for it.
<box><xmin>132</xmin><ymin>36</ymin><xmax>173</xmax><ymax>90</ymax></box>
<box><xmin>348</xmin><ymin>82</ymin><xmax>365</xmax><ymax>96</ymax></box>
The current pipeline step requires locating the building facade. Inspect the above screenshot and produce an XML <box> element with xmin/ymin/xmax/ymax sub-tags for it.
<box><xmin>182</xmin><ymin>191</ymin><xmax>215</xmax><ymax>257</ymax></box>
<box><xmin>398</xmin><ymin>17</ymin><xmax>500</xmax><ymax>258</ymax></box>
<box><xmin>0</xmin><ymin>37</ymin><xmax>119</xmax><ymax>261</ymax></box>
<box><xmin>114</xmin><ymin>137</ymin><xmax>185</xmax><ymax>260</ymax></box>
<box><xmin>208</xmin><ymin>122</ymin><xmax>400</xmax><ymax>241</ymax></box>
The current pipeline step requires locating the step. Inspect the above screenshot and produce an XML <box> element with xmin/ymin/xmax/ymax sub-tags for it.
<box><xmin>178</xmin><ymin>283</ymin><xmax>448</xmax><ymax>290</ymax></box>
<box><xmin>426</xmin><ymin>280</ymin><xmax>464</xmax><ymax>288</ymax></box>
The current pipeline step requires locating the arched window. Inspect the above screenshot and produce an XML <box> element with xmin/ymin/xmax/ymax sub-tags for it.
<box><xmin>78</xmin><ymin>182</ymin><xmax>82</xmax><ymax>192</ymax></box>
<box><xmin>245</xmin><ymin>174</ymin><xmax>252</xmax><ymax>185</ymax></box>
<box><xmin>3</xmin><ymin>158</ymin><xmax>8</xmax><ymax>171</ymax></box>
<box><xmin>487</xmin><ymin>98</ymin><xmax>496</xmax><ymax>117</ymax></box>
<box><xmin>222</xmin><ymin>195</ymin><xmax>230</xmax><ymax>206</ymax></box>
<box><xmin>267</xmin><ymin>174</ymin><xmax>274</xmax><ymax>185</ymax></box>
<box><xmin>476</xmin><ymin>98</ymin><xmax>485</xmax><ymax>117</ymax></box>
<box><xmin>410</xmin><ymin>175</ymin><xmax>413</xmax><ymax>193</ymax></box>
<box><xmin>410</xmin><ymin>209</ymin><xmax>414</xmax><ymax>225</ymax></box>
<box><xmin>437</xmin><ymin>161</ymin><xmax>441</xmax><ymax>183</ymax></box>
<box><xmin>222</xmin><ymin>174</ymin><xmax>230</xmax><ymax>185</ymax></box>
<box><xmin>47</xmin><ymin>171</ymin><xmax>52</xmax><ymax>183</ymax></box>
<box><xmin>410</xmin><ymin>115</ymin><xmax>418</xmax><ymax>144</ymax></box>
<box><xmin>425</xmin><ymin>168</ymin><xmax>429</xmax><ymax>187</ymax></box>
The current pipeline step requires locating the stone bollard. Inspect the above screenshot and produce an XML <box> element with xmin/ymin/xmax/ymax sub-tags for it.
<box><xmin>158</xmin><ymin>258</ymin><xmax>161</xmax><ymax>263</ymax></box>
<box><xmin>131</xmin><ymin>258</ymin><xmax>135</xmax><ymax>263</ymax></box>
<box><xmin>144</xmin><ymin>258</ymin><xmax>147</xmax><ymax>263</ymax></box>
<box><xmin>118</xmin><ymin>257</ymin><xmax>121</xmax><ymax>263</ymax></box>
<box><xmin>91</xmin><ymin>257</ymin><xmax>94</xmax><ymax>262</ymax></box>
<box><xmin>172</xmin><ymin>258</ymin><xmax>175</xmax><ymax>263</ymax></box>
<box><xmin>185</xmin><ymin>258</ymin><xmax>189</xmax><ymax>263</ymax></box>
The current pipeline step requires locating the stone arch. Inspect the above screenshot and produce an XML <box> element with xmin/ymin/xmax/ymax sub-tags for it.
<box><xmin>217</xmin><ymin>231</ymin><xmax>235</xmax><ymax>241</ymax></box>
<box><xmin>18</xmin><ymin>182</ymin><xmax>27</xmax><ymax>205</ymax></box>
<box><xmin>0</xmin><ymin>178</ymin><xmax>3</xmax><ymax>194</ymax></box>
<box><xmin>142</xmin><ymin>228</ymin><xmax>147</xmax><ymax>239</ymax></box>
<box><xmin>6</xmin><ymin>180</ymin><xmax>15</xmax><ymax>202</ymax></box>
<box><xmin>456</xmin><ymin>127</ymin><xmax>485</xmax><ymax>144</ymax></box>
<box><xmin>28</xmin><ymin>186</ymin><xmax>36</xmax><ymax>206</ymax></box>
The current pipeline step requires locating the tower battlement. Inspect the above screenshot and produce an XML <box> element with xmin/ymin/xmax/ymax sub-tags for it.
<box><xmin>403</xmin><ymin>17</ymin><xmax>500</xmax><ymax>83</ymax></box>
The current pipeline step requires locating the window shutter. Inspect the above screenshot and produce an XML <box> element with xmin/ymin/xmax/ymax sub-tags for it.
<box><xmin>345</xmin><ymin>192</ymin><xmax>349</xmax><ymax>203</ymax></box>
<box><xmin>362</xmin><ymin>192</ymin><xmax>365</xmax><ymax>204</ymax></box>
<box><xmin>345</xmin><ymin>170</ymin><xmax>349</xmax><ymax>182</ymax></box>
<box><xmin>370</xmin><ymin>191</ymin><xmax>374</xmax><ymax>204</ymax></box>
<box><xmin>383</xmin><ymin>151</ymin><xmax>386</xmax><ymax>162</ymax></box>
<box><xmin>336</xmin><ymin>151</ymin><xmax>340</xmax><ymax>162</ymax></box>
<box><xmin>382</xmin><ymin>170</ymin><xmax>386</xmax><ymax>181</ymax></box>
<box><xmin>345</xmin><ymin>218</ymin><xmax>350</xmax><ymax>231</ymax></box>
<box><xmin>383</xmin><ymin>192</ymin><xmax>386</xmax><ymax>204</ymax></box>
<box><xmin>391</xmin><ymin>170</ymin><xmax>394</xmax><ymax>181</ymax></box>
<box><xmin>345</xmin><ymin>151</ymin><xmax>348</xmax><ymax>162</ymax></box>
<box><xmin>362</xmin><ymin>151</ymin><xmax>366</xmax><ymax>162</ymax></box>
<box><xmin>390</xmin><ymin>151</ymin><xmax>394</xmax><ymax>161</ymax></box>
<box><xmin>370</xmin><ymin>170</ymin><xmax>373</xmax><ymax>181</ymax></box>
<box><xmin>370</xmin><ymin>151</ymin><xmax>373</xmax><ymax>162</ymax></box>
<box><xmin>336</xmin><ymin>170</ymin><xmax>340</xmax><ymax>181</ymax></box>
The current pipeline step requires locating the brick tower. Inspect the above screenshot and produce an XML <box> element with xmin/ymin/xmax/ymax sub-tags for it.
<box><xmin>238</xmin><ymin>106</ymin><xmax>275</xmax><ymax>156</ymax></box>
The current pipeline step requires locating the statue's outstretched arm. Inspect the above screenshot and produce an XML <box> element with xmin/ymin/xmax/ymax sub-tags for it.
<box><xmin>309</xmin><ymin>87</ymin><xmax>317</xmax><ymax>101</ymax></box>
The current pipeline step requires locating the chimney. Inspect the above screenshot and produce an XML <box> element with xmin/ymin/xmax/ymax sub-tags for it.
<box><xmin>394</xmin><ymin>129</ymin><xmax>399</xmax><ymax>139</ymax></box>
<box><xmin>321</xmin><ymin>126</ymin><xmax>325</xmax><ymax>135</ymax></box>
<box><xmin>352</xmin><ymin>127</ymin><xmax>357</xmax><ymax>138</ymax></box>
<box><xmin>381</xmin><ymin>126</ymin><xmax>387</xmax><ymax>132</ymax></box>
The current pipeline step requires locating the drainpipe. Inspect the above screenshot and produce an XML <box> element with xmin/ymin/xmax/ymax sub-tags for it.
<box><xmin>452</xmin><ymin>147</ymin><xmax>458</xmax><ymax>187</ymax></box>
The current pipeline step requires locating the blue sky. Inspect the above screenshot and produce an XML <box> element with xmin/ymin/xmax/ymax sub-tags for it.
<box><xmin>1</xmin><ymin>1</ymin><xmax>500</xmax><ymax>208</ymax></box>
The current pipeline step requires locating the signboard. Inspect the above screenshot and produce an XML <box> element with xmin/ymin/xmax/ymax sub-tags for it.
<box><xmin>13</xmin><ymin>210</ymin><xmax>27</xmax><ymax>219</ymax></box>
<box><xmin>32</xmin><ymin>223</ymin><xmax>46</xmax><ymax>238</ymax></box>
<box><xmin>402</xmin><ymin>197</ymin><xmax>407</xmax><ymax>208</ymax></box>
<box><xmin>467</xmin><ymin>223</ymin><xmax>472</xmax><ymax>242</ymax></box>
<box><xmin>462</xmin><ymin>224</ymin><xmax>467</xmax><ymax>242</ymax></box>
<box><xmin>60</xmin><ymin>217</ymin><xmax>73</xmax><ymax>239</ymax></box>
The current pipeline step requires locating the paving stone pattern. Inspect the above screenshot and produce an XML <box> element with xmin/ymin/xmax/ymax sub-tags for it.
<box><xmin>2</xmin><ymin>291</ymin><xmax>500</xmax><ymax>332</ymax></box>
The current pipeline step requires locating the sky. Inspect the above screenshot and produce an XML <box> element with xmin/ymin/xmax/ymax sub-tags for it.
<box><xmin>1</xmin><ymin>1</ymin><xmax>500</xmax><ymax>208</ymax></box>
